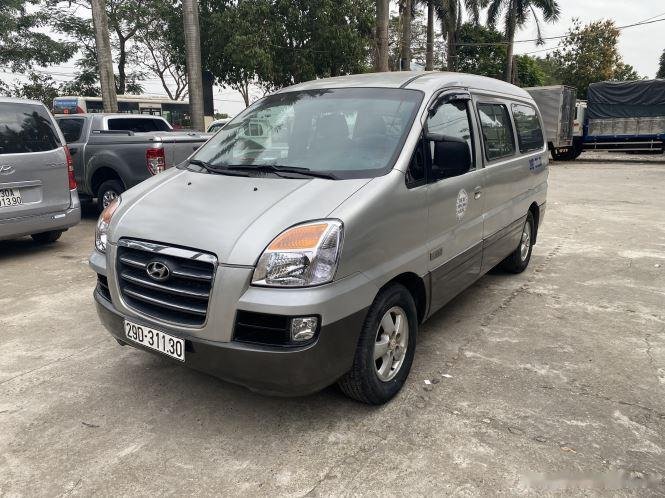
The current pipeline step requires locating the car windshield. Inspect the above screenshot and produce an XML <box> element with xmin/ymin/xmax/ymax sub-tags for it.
<box><xmin>190</xmin><ymin>88</ymin><xmax>423</xmax><ymax>179</ymax></box>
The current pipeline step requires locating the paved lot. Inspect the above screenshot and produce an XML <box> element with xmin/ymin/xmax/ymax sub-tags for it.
<box><xmin>1</xmin><ymin>154</ymin><xmax>664</xmax><ymax>496</ymax></box>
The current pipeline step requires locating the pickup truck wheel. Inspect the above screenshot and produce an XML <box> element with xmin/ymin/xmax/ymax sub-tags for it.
<box><xmin>31</xmin><ymin>230</ymin><xmax>63</xmax><ymax>244</ymax></box>
<box><xmin>500</xmin><ymin>211</ymin><xmax>534</xmax><ymax>274</ymax></box>
<box><xmin>337</xmin><ymin>284</ymin><xmax>418</xmax><ymax>405</ymax></box>
<box><xmin>97</xmin><ymin>180</ymin><xmax>124</xmax><ymax>212</ymax></box>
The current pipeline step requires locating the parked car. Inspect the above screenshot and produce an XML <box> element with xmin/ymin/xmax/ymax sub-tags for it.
<box><xmin>54</xmin><ymin>114</ymin><xmax>210</xmax><ymax>210</ymax></box>
<box><xmin>90</xmin><ymin>72</ymin><xmax>548</xmax><ymax>404</ymax></box>
<box><xmin>207</xmin><ymin>118</ymin><xmax>231</xmax><ymax>133</ymax></box>
<box><xmin>0</xmin><ymin>98</ymin><xmax>80</xmax><ymax>243</ymax></box>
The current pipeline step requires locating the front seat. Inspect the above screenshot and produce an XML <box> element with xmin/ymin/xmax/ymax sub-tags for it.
<box><xmin>309</xmin><ymin>113</ymin><xmax>351</xmax><ymax>158</ymax></box>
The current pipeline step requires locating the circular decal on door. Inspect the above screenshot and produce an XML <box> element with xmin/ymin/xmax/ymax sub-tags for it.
<box><xmin>456</xmin><ymin>189</ymin><xmax>469</xmax><ymax>221</ymax></box>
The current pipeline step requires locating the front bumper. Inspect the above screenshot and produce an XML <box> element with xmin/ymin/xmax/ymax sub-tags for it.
<box><xmin>94</xmin><ymin>289</ymin><xmax>368</xmax><ymax>396</ymax></box>
<box><xmin>0</xmin><ymin>190</ymin><xmax>81</xmax><ymax>241</ymax></box>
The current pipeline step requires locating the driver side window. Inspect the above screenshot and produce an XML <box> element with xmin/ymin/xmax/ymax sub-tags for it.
<box><xmin>426</xmin><ymin>100</ymin><xmax>475</xmax><ymax>167</ymax></box>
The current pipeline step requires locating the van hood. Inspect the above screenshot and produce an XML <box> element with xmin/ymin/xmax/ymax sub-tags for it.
<box><xmin>112</xmin><ymin>169</ymin><xmax>371</xmax><ymax>265</ymax></box>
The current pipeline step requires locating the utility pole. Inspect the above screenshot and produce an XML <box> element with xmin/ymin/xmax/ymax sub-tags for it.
<box><xmin>182</xmin><ymin>0</ymin><xmax>205</xmax><ymax>131</ymax></box>
<box><xmin>90</xmin><ymin>0</ymin><xmax>117</xmax><ymax>112</ymax></box>
<box><xmin>375</xmin><ymin>0</ymin><xmax>390</xmax><ymax>72</ymax></box>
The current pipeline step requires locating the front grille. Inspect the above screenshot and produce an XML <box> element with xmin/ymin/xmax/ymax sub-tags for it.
<box><xmin>116</xmin><ymin>239</ymin><xmax>216</xmax><ymax>327</ymax></box>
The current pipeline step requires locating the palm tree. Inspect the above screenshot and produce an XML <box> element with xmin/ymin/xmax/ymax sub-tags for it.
<box><xmin>435</xmin><ymin>0</ymin><xmax>481</xmax><ymax>72</ymax></box>
<box><xmin>424</xmin><ymin>0</ymin><xmax>435</xmax><ymax>70</ymax></box>
<box><xmin>182</xmin><ymin>0</ymin><xmax>205</xmax><ymax>131</ymax></box>
<box><xmin>485</xmin><ymin>0</ymin><xmax>560</xmax><ymax>82</ymax></box>
<box><xmin>375</xmin><ymin>0</ymin><xmax>390</xmax><ymax>71</ymax></box>
<box><xmin>400</xmin><ymin>0</ymin><xmax>413</xmax><ymax>70</ymax></box>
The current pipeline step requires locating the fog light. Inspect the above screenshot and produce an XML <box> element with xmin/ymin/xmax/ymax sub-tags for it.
<box><xmin>291</xmin><ymin>317</ymin><xmax>319</xmax><ymax>342</ymax></box>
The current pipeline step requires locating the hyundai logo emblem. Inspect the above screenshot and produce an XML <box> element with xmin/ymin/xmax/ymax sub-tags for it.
<box><xmin>0</xmin><ymin>165</ymin><xmax>15</xmax><ymax>176</ymax></box>
<box><xmin>146</xmin><ymin>261</ymin><xmax>171</xmax><ymax>282</ymax></box>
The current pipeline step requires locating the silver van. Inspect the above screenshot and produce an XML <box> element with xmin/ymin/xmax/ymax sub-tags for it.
<box><xmin>90</xmin><ymin>72</ymin><xmax>548</xmax><ymax>404</ymax></box>
<box><xmin>0</xmin><ymin>98</ymin><xmax>81</xmax><ymax>243</ymax></box>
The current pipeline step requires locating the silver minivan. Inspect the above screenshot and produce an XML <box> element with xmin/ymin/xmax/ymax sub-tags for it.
<box><xmin>90</xmin><ymin>72</ymin><xmax>548</xmax><ymax>404</ymax></box>
<box><xmin>0</xmin><ymin>98</ymin><xmax>81</xmax><ymax>243</ymax></box>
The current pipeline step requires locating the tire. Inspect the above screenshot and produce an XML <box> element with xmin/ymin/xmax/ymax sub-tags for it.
<box><xmin>338</xmin><ymin>283</ymin><xmax>418</xmax><ymax>405</ymax></box>
<box><xmin>31</xmin><ymin>230</ymin><xmax>63</xmax><ymax>244</ymax></box>
<box><xmin>551</xmin><ymin>147</ymin><xmax>577</xmax><ymax>161</ymax></box>
<box><xmin>500</xmin><ymin>211</ymin><xmax>535</xmax><ymax>274</ymax></box>
<box><xmin>97</xmin><ymin>179</ymin><xmax>124</xmax><ymax>213</ymax></box>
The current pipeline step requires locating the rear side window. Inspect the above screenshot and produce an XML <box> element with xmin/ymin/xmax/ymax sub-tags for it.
<box><xmin>512</xmin><ymin>104</ymin><xmax>544</xmax><ymax>152</ymax></box>
<box><xmin>57</xmin><ymin>118</ymin><xmax>85</xmax><ymax>143</ymax></box>
<box><xmin>107</xmin><ymin>118</ymin><xmax>171</xmax><ymax>132</ymax></box>
<box><xmin>0</xmin><ymin>102</ymin><xmax>61</xmax><ymax>155</ymax></box>
<box><xmin>477</xmin><ymin>103</ymin><xmax>515</xmax><ymax>161</ymax></box>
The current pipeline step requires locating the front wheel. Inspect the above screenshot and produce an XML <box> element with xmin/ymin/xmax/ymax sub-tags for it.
<box><xmin>500</xmin><ymin>211</ymin><xmax>534</xmax><ymax>274</ymax></box>
<box><xmin>338</xmin><ymin>284</ymin><xmax>418</xmax><ymax>405</ymax></box>
<box><xmin>97</xmin><ymin>179</ymin><xmax>124</xmax><ymax>213</ymax></box>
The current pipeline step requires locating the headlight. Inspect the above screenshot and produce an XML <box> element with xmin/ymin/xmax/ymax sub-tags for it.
<box><xmin>95</xmin><ymin>196</ymin><xmax>121</xmax><ymax>253</ymax></box>
<box><xmin>252</xmin><ymin>220</ymin><xmax>343</xmax><ymax>287</ymax></box>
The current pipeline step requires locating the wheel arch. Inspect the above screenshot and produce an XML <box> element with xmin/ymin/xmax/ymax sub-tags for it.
<box><xmin>90</xmin><ymin>167</ymin><xmax>125</xmax><ymax>197</ymax></box>
<box><xmin>380</xmin><ymin>272</ymin><xmax>428</xmax><ymax>324</ymax></box>
<box><xmin>529</xmin><ymin>202</ymin><xmax>540</xmax><ymax>244</ymax></box>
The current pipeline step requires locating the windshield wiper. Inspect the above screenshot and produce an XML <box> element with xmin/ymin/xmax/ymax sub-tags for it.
<box><xmin>188</xmin><ymin>159</ymin><xmax>249</xmax><ymax>176</ymax></box>
<box><xmin>226</xmin><ymin>164</ymin><xmax>337</xmax><ymax>180</ymax></box>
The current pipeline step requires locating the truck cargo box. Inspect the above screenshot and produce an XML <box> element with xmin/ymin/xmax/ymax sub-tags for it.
<box><xmin>526</xmin><ymin>85</ymin><xmax>576</xmax><ymax>149</ymax></box>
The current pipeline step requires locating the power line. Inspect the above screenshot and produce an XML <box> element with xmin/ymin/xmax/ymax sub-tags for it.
<box><xmin>455</xmin><ymin>16</ymin><xmax>665</xmax><ymax>47</ymax></box>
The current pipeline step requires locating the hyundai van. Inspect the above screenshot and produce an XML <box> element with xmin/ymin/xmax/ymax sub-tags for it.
<box><xmin>90</xmin><ymin>72</ymin><xmax>548</xmax><ymax>404</ymax></box>
<box><xmin>0</xmin><ymin>98</ymin><xmax>80</xmax><ymax>243</ymax></box>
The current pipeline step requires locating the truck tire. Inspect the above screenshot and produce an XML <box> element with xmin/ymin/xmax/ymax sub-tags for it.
<box><xmin>551</xmin><ymin>147</ymin><xmax>578</xmax><ymax>161</ymax></box>
<box><xmin>338</xmin><ymin>284</ymin><xmax>418</xmax><ymax>405</ymax></box>
<box><xmin>31</xmin><ymin>230</ymin><xmax>63</xmax><ymax>244</ymax></box>
<box><xmin>500</xmin><ymin>211</ymin><xmax>534</xmax><ymax>274</ymax></box>
<box><xmin>97</xmin><ymin>180</ymin><xmax>124</xmax><ymax>212</ymax></box>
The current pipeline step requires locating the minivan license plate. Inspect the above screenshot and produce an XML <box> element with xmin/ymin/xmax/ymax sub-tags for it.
<box><xmin>124</xmin><ymin>320</ymin><xmax>185</xmax><ymax>361</ymax></box>
<box><xmin>0</xmin><ymin>188</ymin><xmax>22</xmax><ymax>208</ymax></box>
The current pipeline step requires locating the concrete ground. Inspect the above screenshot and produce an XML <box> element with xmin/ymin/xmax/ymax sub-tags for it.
<box><xmin>1</xmin><ymin>153</ymin><xmax>664</xmax><ymax>496</ymax></box>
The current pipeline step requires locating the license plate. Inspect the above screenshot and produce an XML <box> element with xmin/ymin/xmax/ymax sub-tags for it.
<box><xmin>0</xmin><ymin>188</ymin><xmax>22</xmax><ymax>208</ymax></box>
<box><xmin>124</xmin><ymin>320</ymin><xmax>185</xmax><ymax>361</ymax></box>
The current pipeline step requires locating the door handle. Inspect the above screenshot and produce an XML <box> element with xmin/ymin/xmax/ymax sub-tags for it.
<box><xmin>473</xmin><ymin>186</ymin><xmax>482</xmax><ymax>199</ymax></box>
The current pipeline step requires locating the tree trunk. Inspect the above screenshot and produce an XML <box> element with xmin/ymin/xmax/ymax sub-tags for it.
<box><xmin>425</xmin><ymin>1</ymin><xmax>434</xmax><ymax>71</ymax></box>
<box><xmin>182</xmin><ymin>0</ymin><xmax>205</xmax><ymax>131</ymax></box>
<box><xmin>400</xmin><ymin>0</ymin><xmax>412</xmax><ymax>71</ymax></box>
<box><xmin>375</xmin><ymin>0</ymin><xmax>389</xmax><ymax>71</ymax></box>
<box><xmin>444</xmin><ymin>0</ymin><xmax>458</xmax><ymax>71</ymax></box>
<box><xmin>116</xmin><ymin>35</ymin><xmax>127</xmax><ymax>94</ymax></box>
<box><xmin>90</xmin><ymin>0</ymin><xmax>117</xmax><ymax>112</ymax></box>
<box><xmin>504</xmin><ymin>6</ymin><xmax>516</xmax><ymax>82</ymax></box>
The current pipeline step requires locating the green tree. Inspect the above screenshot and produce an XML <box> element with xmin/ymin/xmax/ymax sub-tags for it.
<box><xmin>1</xmin><ymin>0</ymin><xmax>76</xmax><ymax>71</ymax></box>
<box><xmin>48</xmin><ymin>0</ymin><xmax>152</xmax><ymax>94</ymax></box>
<box><xmin>548</xmin><ymin>19</ymin><xmax>642</xmax><ymax>99</ymax></box>
<box><xmin>657</xmin><ymin>49</ymin><xmax>665</xmax><ymax>79</ymax></box>
<box><xmin>455</xmin><ymin>22</ymin><xmax>506</xmax><ymax>78</ymax></box>
<box><xmin>198</xmin><ymin>0</ymin><xmax>374</xmax><ymax>106</ymax></box>
<box><xmin>436</xmin><ymin>0</ymin><xmax>482</xmax><ymax>71</ymax></box>
<box><xmin>513</xmin><ymin>55</ymin><xmax>544</xmax><ymax>86</ymax></box>
<box><xmin>485</xmin><ymin>0</ymin><xmax>560</xmax><ymax>82</ymax></box>
<box><xmin>390</xmin><ymin>8</ymin><xmax>444</xmax><ymax>70</ymax></box>
<box><xmin>1</xmin><ymin>72</ymin><xmax>62</xmax><ymax>106</ymax></box>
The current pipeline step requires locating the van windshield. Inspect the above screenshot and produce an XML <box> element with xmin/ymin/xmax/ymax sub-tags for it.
<box><xmin>190</xmin><ymin>88</ymin><xmax>423</xmax><ymax>179</ymax></box>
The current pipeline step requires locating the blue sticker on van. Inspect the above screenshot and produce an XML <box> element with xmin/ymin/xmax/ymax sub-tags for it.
<box><xmin>529</xmin><ymin>156</ymin><xmax>543</xmax><ymax>171</ymax></box>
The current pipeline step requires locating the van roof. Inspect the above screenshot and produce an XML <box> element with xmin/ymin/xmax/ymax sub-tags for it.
<box><xmin>276</xmin><ymin>71</ymin><xmax>532</xmax><ymax>99</ymax></box>
<box><xmin>0</xmin><ymin>96</ymin><xmax>48</xmax><ymax>106</ymax></box>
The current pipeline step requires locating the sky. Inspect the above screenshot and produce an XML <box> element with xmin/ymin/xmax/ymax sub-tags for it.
<box><xmin>2</xmin><ymin>0</ymin><xmax>664</xmax><ymax>118</ymax></box>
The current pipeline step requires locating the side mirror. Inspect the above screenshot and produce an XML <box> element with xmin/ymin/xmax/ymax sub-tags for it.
<box><xmin>429</xmin><ymin>135</ymin><xmax>472</xmax><ymax>180</ymax></box>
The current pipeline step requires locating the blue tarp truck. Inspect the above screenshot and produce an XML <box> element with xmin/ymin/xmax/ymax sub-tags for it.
<box><xmin>567</xmin><ymin>79</ymin><xmax>665</xmax><ymax>160</ymax></box>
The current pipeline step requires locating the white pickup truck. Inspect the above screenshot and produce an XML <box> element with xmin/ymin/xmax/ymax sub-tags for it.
<box><xmin>55</xmin><ymin>114</ymin><xmax>210</xmax><ymax>210</ymax></box>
